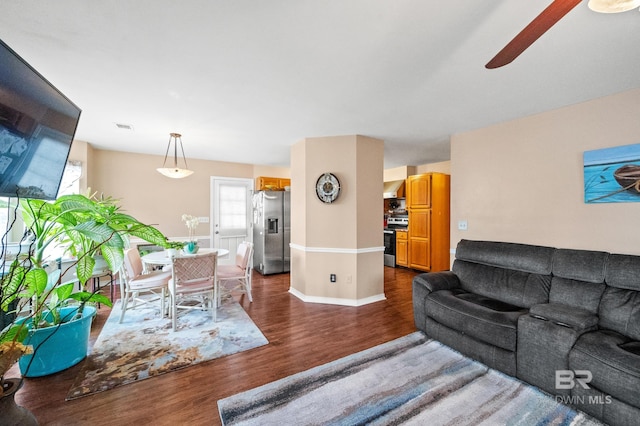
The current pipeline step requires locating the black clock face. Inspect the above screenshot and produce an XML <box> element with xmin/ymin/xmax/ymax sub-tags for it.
<box><xmin>316</xmin><ymin>173</ymin><xmax>340</xmax><ymax>203</ymax></box>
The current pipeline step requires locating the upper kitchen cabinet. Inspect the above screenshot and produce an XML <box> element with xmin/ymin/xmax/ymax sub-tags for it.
<box><xmin>256</xmin><ymin>176</ymin><xmax>291</xmax><ymax>191</ymax></box>
<box><xmin>407</xmin><ymin>173</ymin><xmax>450</xmax><ymax>272</ymax></box>
<box><xmin>407</xmin><ymin>175</ymin><xmax>431</xmax><ymax>208</ymax></box>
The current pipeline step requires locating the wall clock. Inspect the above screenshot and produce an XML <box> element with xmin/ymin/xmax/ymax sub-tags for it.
<box><xmin>316</xmin><ymin>173</ymin><xmax>341</xmax><ymax>203</ymax></box>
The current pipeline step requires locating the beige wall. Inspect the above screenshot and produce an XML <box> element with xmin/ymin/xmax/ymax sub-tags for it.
<box><xmin>416</xmin><ymin>160</ymin><xmax>450</xmax><ymax>175</ymax></box>
<box><xmin>253</xmin><ymin>165</ymin><xmax>290</xmax><ymax>179</ymax></box>
<box><xmin>451</xmin><ymin>88</ymin><xmax>640</xmax><ymax>257</ymax></box>
<box><xmin>383</xmin><ymin>161</ymin><xmax>451</xmax><ymax>181</ymax></box>
<box><xmin>85</xmin><ymin>148</ymin><xmax>287</xmax><ymax>239</ymax></box>
<box><xmin>383</xmin><ymin>166</ymin><xmax>416</xmax><ymax>181</ymax></box>
<box><xmin>290</xmin><ymin>135</ymin><xmax>385</xmax><ymax>305</ymax></box>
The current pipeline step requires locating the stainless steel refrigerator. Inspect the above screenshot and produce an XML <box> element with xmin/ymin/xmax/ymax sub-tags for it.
<box><xmin>252</xmin><ymin>190</ymin><xmax>290</xmax><ymax>275</ymax></box>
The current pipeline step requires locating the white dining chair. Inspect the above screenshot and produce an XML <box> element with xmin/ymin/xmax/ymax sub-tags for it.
<box><xmin>216</xmin><ymin>241</ymin><xmax>254</xmax><ymax>306</ymax></box>
<box><xmin>119</xmin><ymin>248</ymin><xmax>172</xmax><ymax>323</ymax></box>
<box><xmin>168</xmin><ymin>251</ymin><xmax>218</xmax><ymax>331</ymax></box>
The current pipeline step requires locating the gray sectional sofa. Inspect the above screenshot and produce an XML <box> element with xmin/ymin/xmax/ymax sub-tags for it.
<box><xmin>412</xmin><ymin>239</ymin><xmax>640</xmax><ymax>426</ymax></box>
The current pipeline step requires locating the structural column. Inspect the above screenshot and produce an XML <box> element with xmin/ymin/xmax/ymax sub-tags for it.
<box><xmin>289</xmin><ymin>135</ymin><xmax>385</xmax><ymax>306</ymax></box>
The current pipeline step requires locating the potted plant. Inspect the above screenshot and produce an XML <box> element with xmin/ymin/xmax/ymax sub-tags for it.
<box><xmin>3</xmin><ymin>265</ymin><xmax>105</xmax><ymax>377</ymax></box>
<box><xmin>164</xmin><ymin>240</ymin><xmax>187</xmax><ymax>258</ymax></box>
<box><xmin>0</xmin><ymin>192</ymin><xmax>169</xmax><ymax>379</ymax></box>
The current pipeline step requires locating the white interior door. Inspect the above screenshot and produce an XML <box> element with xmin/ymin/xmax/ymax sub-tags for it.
<box><xmin>211</xmin><ymin>177</ymin><xmax>253</xmax><ymax>265</ymax></box>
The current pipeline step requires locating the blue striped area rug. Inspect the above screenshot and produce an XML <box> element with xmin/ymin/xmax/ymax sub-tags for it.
<box><xmin>218</xmin><ymin>332</ymin><xmax>602</xmax><ymax>425</ymax></box>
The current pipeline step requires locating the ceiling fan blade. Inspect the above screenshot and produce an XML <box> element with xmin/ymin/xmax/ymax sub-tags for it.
<box><xmin>485</xmin><ymin>0</ymin><xmax>583</xmax><ymax>69</ymax></box>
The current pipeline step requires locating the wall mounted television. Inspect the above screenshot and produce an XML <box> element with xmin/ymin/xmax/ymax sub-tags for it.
<box><xmin>0</xmin><ymin>38</ymin><xmax>81</xmax><ymax>200</ymax></box>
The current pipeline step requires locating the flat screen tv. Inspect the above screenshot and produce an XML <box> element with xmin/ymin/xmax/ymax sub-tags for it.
<box><xmin>0</xmin><ymin>38</ymin><xmax>81</xmax><ymax>200</ymax></box>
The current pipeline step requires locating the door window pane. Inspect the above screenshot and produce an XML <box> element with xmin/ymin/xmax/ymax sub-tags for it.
<box><xmin>219</xmin><ymin>184</ymin><xmax>246</xmax><ymax>234</ymax></box>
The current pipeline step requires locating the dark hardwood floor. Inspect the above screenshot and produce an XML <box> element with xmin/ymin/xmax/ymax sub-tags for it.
<box><xmin>10</xmin><ymin>266</ymin><xmax>420</xmax><ymax>425</ymax></box>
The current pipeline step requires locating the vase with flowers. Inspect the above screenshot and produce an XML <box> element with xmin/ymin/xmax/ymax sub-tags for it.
<box><xmin>181</xmin><ymin>214</ymin><xmax>200</xmax><ymax>254</ymax></box>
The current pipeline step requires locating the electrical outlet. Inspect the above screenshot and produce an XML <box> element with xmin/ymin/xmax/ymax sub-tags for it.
<box><xmin>330</xmin><ymin>274</ymin><xmax>336</xmax><ymax>282</ymax></box>
<box><xmin>458</xmin><ymin>220</ymin><xmax>468</xmax><ymax>231</ymax></box>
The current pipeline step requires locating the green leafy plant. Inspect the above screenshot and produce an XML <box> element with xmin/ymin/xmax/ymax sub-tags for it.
<box><xmin>0</xmin><ymin>192</ymin><xmax>170</xmax><ymax>383</ymax></box>
<box><xmin>164</xmin><ymin>241</ymin><xmax>187</xmax><ymax>250</ymax></box>
<box><xmin>22</xmin><ymin>193</ymin><xmax>167</xmax><ymax>286</ymax></box>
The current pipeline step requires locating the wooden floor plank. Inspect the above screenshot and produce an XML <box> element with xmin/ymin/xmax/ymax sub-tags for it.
<box><xmin>10</xmin><ymin>267</ymin><xmax>419</xmax><ymax>426</ymax></box>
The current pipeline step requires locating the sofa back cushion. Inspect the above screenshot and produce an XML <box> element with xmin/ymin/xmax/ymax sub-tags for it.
<box><xmin>549</xmin><ymin>277</ymin><xmax>605</xmax><ymax>313</ymax></box>
<box><xmin>605</xmin><ymin>254</ymin><xmax>640</xmax><ymax>291</ymax></box>
<box><xmin>549</xmin><ymin>249</ymin><xmax>608</xmax><ymax>313</ymax></box>
<box><xmin>601</xmin><ymin>254</ymin><xmax>640</xmax><ymax>340</ymax></box>
<box><xmin>552</xmin><ymin>248</ymin><xmax>608</xmax><ymax>283</ymax></box>
<box><xmin>453</xmin><ymin>240</ymin><xmax>554</xmax><ymax>308</ymax></box>
<box><xmin>455</xmin><ymin>240</ymin><xmax>555</xmax><ymax>274</ymax></box>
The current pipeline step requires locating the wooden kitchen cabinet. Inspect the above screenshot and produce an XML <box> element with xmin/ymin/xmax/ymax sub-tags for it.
<box><xmin>407</xmin><ymin>174</ymin><xmax>431</xmax><ymax>208</ymax></box>
<box><xmin>255</xmin><ymin>176</ymin><xmax>291</xmax><ymax>191</ymax></box>
<box><xmin>396</xmin><ymin>230</ymin><xmax>408</xmax><ymax>267</ymax></box>
<box><xmin>279</xmin><ymin>178</ymin><xmax>291</xmax><ymax>189</ymax></box>
<box><xmin>407</xmin><ymin>173</ymin><xmax>450</xmax><ymax>272</ymax></box>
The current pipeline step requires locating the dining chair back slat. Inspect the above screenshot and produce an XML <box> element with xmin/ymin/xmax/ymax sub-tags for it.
<box><xmin>169</xmin><ymin>251</ymin><xmax>218</xmax><ymax>331</ymax></box>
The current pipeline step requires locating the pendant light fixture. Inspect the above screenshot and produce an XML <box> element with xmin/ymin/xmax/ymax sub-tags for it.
<box><xmin>588</xmin><ymin>0</ymin><xmax>640</xmax><ymax>13</ymax></box>
<box><xmin>157</xmin><ymin>132</ymin><xmax>194</xmax><ymax>178</ymax></box>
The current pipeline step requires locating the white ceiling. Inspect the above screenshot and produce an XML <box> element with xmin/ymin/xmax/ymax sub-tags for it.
<box><xmin>1</xmin><ymin>1</ymin><xmax>639</xmax><ymax>168</ymax></box>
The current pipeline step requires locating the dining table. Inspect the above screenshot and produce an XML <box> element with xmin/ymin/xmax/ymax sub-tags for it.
<box><xmin>141</xmin><ymin>247</ymin><xmax>229</xmax><ymax>270</ymax></box>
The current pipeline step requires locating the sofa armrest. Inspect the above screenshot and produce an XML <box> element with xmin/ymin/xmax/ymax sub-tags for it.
<box><xmin>413</xmin><ymin>272</ymin><xmax>460</xmax><ymax>334</ymax></box>
<box><xmin>413</xmin><ymin>271</ymin><xmax>460</xmax><ymax>294</ymax></box>
<box><xmin>528</xmin><ymin>303</ymin><xmax>598</xmax><ymax>332</ymax></box>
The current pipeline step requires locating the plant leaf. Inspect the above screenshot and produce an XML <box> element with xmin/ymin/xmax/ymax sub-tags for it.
<box><xmin>53</xmin><ymin>282</ymin><xmax>74</xmax><ymax>303</ymax></box>
<box><xmin>128</xmin><ymin>224</ymin><xmax>168</xmax><ymax>246</ymax></box>
<box><xmin>75</xmin><ymin>221</ymin><xmax>124</xmax><ymax>248</ymax></box>
<box><xmin>0</xmin><ymin>261</ymin><xmax>26</xmax><ymax>310</ymax></box>
<box><xmin>76</xmin><ymin>255</ymin><xmax>96</xmax><ymax>285</ymax></box>
<box><xmin>25</xmin><ymin>268</ymin><xmax>49</xmax><ymax>297</ymax></box>
<box><xmin>100</xmin><ymin>245</ymin><xmax>124</xmax><ymax>274</ymax></box>
<box><xmin>0</xmin><ymin>323</ymin><xmax>29</xmax><ymax>344</ymax></box>
<box><xmin>67</xmin><ymin>291</ymin><xmax>113</xmax><ymax>308</ymax></box>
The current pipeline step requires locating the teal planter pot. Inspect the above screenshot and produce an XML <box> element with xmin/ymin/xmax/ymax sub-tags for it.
<box><xmin>18</xmin><ymin>305</ymin><xmax>97</xmax><ymax>377</ymax></box>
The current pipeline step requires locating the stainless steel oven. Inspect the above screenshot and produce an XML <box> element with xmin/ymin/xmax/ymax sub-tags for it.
<box><xmin>383</xmin><ymin>215</ymin><xmax>408</xmax><ymax>267</ymax></box>
<box><xmin>383</xmin><ymin>229</ymin><xmax>396</xmax><ymax>267</ymax></box>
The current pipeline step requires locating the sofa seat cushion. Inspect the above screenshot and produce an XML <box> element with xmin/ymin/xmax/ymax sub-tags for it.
<box><xmin>570</xmin><ymin>330</ymin><xmax>640</xmax><ymax>408</ymax></box>
<box><xmin>453</xmin><ymin>261</ymin><xmax>551</xmax><ymax>308</ymax></box>
<box><xmin>425</xmin><ymin>289</ymin><xmax>528</xmax><ymax>352</ymax></box>
<box><xmin>599</xmin><ymin>287</ymin><xmax>640</xmax><ymax>342</ymax></box>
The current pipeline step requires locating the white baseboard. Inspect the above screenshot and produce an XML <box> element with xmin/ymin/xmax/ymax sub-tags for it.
<box><xmin>289</xmin><ymin>243</ymin><xmax>384</xmax><ymax>254</ymax></box>
<box><xmin>288</xmin><ymin>287</ymin><xmax>386</xmax><ymax>307</ymax></box>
